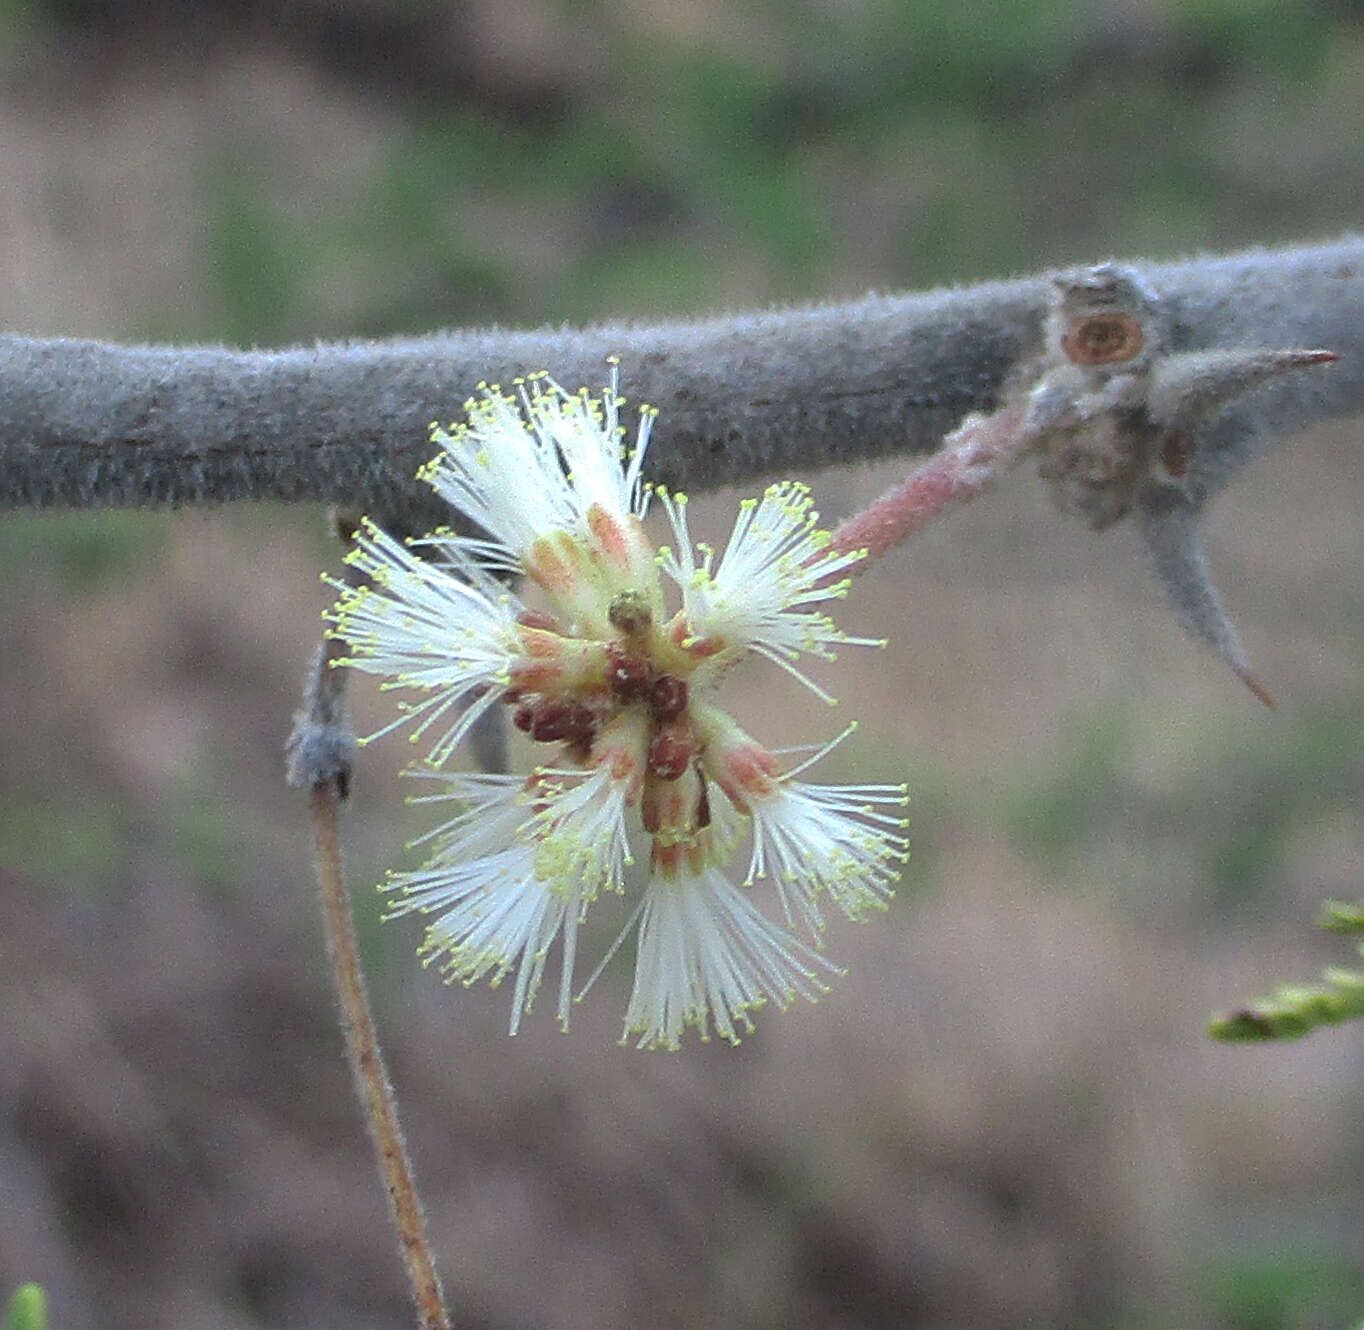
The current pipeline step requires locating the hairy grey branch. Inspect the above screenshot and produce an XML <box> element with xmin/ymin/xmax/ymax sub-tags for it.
<box><xmin>1</xmin><ymin>236</ymin><xmax>1361</xmax><ymax>532</ymax></box>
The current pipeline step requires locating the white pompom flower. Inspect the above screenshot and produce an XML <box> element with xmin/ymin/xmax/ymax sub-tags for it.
<box><xmin>325</xmin><ymin>367</ymin><xmax>908</xmax><ymax>1048</ymax></box>
<box><xmin>656</xmin><ymin>482</ymin><xmax>881</xmax><ymax>700</ymax></box>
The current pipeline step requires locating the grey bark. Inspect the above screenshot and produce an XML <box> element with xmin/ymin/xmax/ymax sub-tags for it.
<box><xmin>0</xmin><ymin>235</ymin><xmax>1361</xmax><ymax>532</ymax></box>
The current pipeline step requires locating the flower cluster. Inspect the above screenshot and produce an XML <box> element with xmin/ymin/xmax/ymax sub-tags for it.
<box><xmin>325</xmin><ymin>370</ymin><xmax>907</xmax><ymax>1049</ymax></box>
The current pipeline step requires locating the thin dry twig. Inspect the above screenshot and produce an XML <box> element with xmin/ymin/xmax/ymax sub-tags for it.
<box><xmin>308</xmin><ymin>779</ymin><xmax>452</xmax><ymax>1330</ymax></box>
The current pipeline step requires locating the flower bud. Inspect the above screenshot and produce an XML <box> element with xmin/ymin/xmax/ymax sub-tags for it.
<box><xmin>648</xmin><ymin>674</ymin><xmax>688</xmax><ymax>722</ymax></box>
<box><xmin>647</xmin><ymin>720</ymin><xmax>695</xmax><ymax>781</ymax></box>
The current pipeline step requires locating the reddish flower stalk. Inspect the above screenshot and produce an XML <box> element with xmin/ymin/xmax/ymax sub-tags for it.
<box><xmin>828</xmin><ymin>404</ymin><xmax>1030</xmax><ymax>567</ymax></box>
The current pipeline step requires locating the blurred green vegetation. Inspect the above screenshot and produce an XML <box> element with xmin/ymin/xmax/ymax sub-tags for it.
<box><xmin>0</xmin><ymin>510</ymin><xmax>168</xmax><ymax>594</ymax></box>
<box><xmin>1</xmin><ymin>1285</ymin><xmax>48</xmax><ymax>1330</ymax></box>
<box><xmin>6</xmin><ymin>0</ymin><xmax>1341</xmax><ymax>338</ymax></box>
<box><xmin>86</xmin><ymin>0</ymin><xmax>1351</xmax><ymax>340</ymax></box>
<box><xmin>0</xmin><ymin>799</ymin><xmax>131</xmax><ymax>895</ymax></box>
<box><xmin>158</xmin><ymin>761</ymin><xmax>257</xmax><ymax>898</ymax></box>
<box><xmin>1202</xmin><ymin>1245</ymin><xmax>1361</xmax><ymax>1330</ymax></box>
<box><xmin>1002</xmin><ymin>687</ymin><xmax>1364</xmax><ymax>921</ymax></box>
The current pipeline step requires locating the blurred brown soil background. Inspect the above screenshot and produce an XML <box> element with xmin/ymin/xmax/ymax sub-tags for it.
<box><xmin>1</xmin><ymin>3</ymin><xmax>1363</xmax><ymax>1328</ymax></box>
